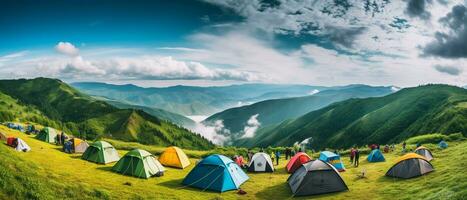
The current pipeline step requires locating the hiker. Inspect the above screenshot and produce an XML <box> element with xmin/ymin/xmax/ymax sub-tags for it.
<box><xmin>270</xmin><ymin>151</ymin><xmax>275</xmax><ymax>165</ymax></box>
<box><xmin>247</xmin><ymin>150</ymin><xmax>253</xmax><ymax>161</ymax></box>
<box><xmin>354</xmin><ymin>149</ymin><xmax>360</xmax><ymax>167</ymax></box>
<box><xmin>285</xmin><ymin>148</ymin><xmax>289</xmax><ymax>160</ymax></box>
<box><xmin>56</xmin><ymin>133</ymin><xmax>62</xmax><ymax>145</ymax></box>
<box><xmin>61</xmin><ymin>132</ymin><xmax>67</xmax><ymax>145</ymax></box>
<box><xmin>275</xmin><ymin>150</ymin><xmax>280</xmax><ymax>165</ymax></box>
<box><xmin>350</xmin><ymin>147</ymin><xmax>356</xmax><ymax>163</ymax></box>
<box><xmin>402</xmin><ymin>141</ymin><xmax>407</xmax><ymax>153</ymax></box>
<box><xmin>291</xmin><ymin>149</ymin><xmax>296</xmax><ymax>157</ymax></box>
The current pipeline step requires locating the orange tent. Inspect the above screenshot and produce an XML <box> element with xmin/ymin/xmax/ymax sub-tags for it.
<box><xmin>158</xmin><ymin>146</ymin><xmax>190</xmax><ymax>169</ymax></box>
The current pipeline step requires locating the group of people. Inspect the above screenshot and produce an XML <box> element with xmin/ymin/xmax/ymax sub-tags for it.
<box><xmin>55</xmin><ymin>132</ymin><xmax>68</xmax><ymax>145</ymax></box>
<box><xmin>244</xmin><ymin>146</ymin><xmax>305</xmax><ymax>167</ymax></box>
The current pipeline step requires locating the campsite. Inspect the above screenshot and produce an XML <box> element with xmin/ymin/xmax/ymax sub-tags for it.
<box><xmin>1</xmin><ymin>1</ymin><xmax>467</xmax><ymax>199</ymax></box>
<box><xmin>1</xmin><ymin>124</ymin><xmax>465</xmax><ymax>199</ymax></box>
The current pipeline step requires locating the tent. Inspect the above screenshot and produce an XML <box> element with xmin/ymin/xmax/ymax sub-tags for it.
<box><xmin>247</xmin><ymin>152</ymin><xmax>274</xmax><ymax>172</ymax></box>
<box><xmin>7</xmin><ymin>123</ymin><xmax>24</xmax><ymax>132</ymax></box>
<box><xmin>367</xmin><ymin>149</ymin><xmax>385</xmax><ymax>162</ymax></box>
<box><xmin>71</xmin><ymin>138</ymin><xmax>89</xmax><ymax>153</ymax></box>
<box><xmin>158</xmin><ymin>146</ymin><xmax>190</xmax><ymax>169</ymax></box>
<box><xmin>414</xmin><ymin>146</ymin><xmax>433</xmax><ymax>161</ymax></box>
<box><xmin>386</xmin><ymin>153</ymin><xmax>434</xmax><ymax>179</ymax></box>
<box><xmin>319</xmin><ymin>151</ymin><xmax>345</xmax><ymax>172</ymax></box>
<box><xmin>0</xmin><ymin>131</ymin><xmax>8</xmax><ymax>141</ymax></box>
<box><xmin>112</xmin><ymin>149</ymin><xmax>165</xmax><ymax>179</ymax></box>
<box><xmin>288</xmin><ymin>159</ymin><xmax>348</xmax><ymax>196</ymax></box>
<box><xmin>182</xmin><ymin>154</ymin><xmax>249</xmax><ymax>192</ymax></box>
<box><xmin>438</xmin><ymin>141</ymin><xmax>448</xmax><ymax>149</ymax></box>
<box><xmin>286</xmin><ymin>152</ymin><xmax>312</xmax><ymax>173</ymax></box>
<box><xmin>15</xmin><ymin>138</ymin><xmax>31</xmax><ymax>152</ymax></box>
<box><xmin>81</xmin><ymin>141</ymin><xmax>120</xmax><ymax>164</ymax></box>
<box><xmin>35</xmin><ymin>127</ymin><xmax>59</xmax><ymax>143</ymax></box>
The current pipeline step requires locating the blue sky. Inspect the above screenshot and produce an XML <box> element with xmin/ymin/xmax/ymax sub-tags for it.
<box><xmin>0</xmin><ymin>0</ymin><xmax>466</xmax><ymax>87</ymax></box>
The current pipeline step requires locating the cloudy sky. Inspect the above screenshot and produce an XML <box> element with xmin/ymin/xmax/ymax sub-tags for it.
<box><xmin>0</xmin><ymin>0</ymin><xmax>466</xmax><ymax>87</ymax></box>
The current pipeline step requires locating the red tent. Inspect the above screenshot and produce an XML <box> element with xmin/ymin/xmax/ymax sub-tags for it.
<box><xmin>6</xmin><ymin>137</ymin><xmax>16</xmax><ymax>147</ymax></box>
<box><xmin>286</xmin><ymin>152</ymin><xmax>312</xmax><ymax>173</ymax></box>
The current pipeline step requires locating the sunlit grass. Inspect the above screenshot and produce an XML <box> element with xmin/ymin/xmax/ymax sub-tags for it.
<box><xmin>0</xmin><ymin>125</ymin><xmax>465</xmax><ymax>199</ymax></box>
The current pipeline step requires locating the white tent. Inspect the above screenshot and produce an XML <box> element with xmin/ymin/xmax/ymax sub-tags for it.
<box><xmin>247</xmin><ymin>152</ymin><xmax>274</xmax><ymax>172</ymax></box>
<box><xmin>15</xmin><ymin>138</ymin><xmax>31</xmax><ymax>152</ymax></box>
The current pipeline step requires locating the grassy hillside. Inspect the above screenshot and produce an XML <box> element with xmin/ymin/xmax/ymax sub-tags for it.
<box><xmin>72</xmin><ymin>82</ymin><xmax>324</xmax><ymax>115</ymax></box>
<box><xmin>1</xmin><ymin>126</ymin><xmax>465</xmax><ymax>199</ymax></box>
<box><xmin>204</xmin><ymin>85</ymin><xmax>393</xmax><ymax>135</ymax></box>
<box><xmin>0</xmin><ymin>78</ymin><xmax>213</xmax><ymax>150</ymax></box>
<box><xmin>249</xmin><ymin>84</ymin><xmax>467</xmax><ymax>149</ymax></box>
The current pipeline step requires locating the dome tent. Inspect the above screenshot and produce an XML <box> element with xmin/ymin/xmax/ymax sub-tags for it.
<box><xmin>386</xmin><ymin>153</ymin><xmax>434</xmax><ymax>179</ymax></box>
<box><xmin>35</xmin><ymin>127</ymin><xmax>59</xmax><ymax>143</ymax></box>
<box><xmin>367</xmin><ymin>149</ymin><xmax>385</xmax><ymax>162</ymax></box>
<box><xmin>414</xmin><ymin>146</ymin><xmax>433</xmax><ymax>161</ymax></box>
<box><xmin>158</xmin><ymin>146</ymin><xmax>190</xmax><ymax>169</ymax></box>
<box><xmin>247</xmin><ymin>152</ymin><xmax>274</xmax><ymax>172</ymax></box>
<box><xmin>183</xmin><ymin>154</ymin><xmax>249</xmax><ymax>192</ymax></box>
<box><xmin>112</xmin><ymin>149</ymin><xmax>165</xmax><ymax>179</ymax></box>
<box><xmin>81</xmin><ymin>141</ymin><xmax>120</xmax><ymax>164</ymax></box>
<box><xmin>286</xmin><ymin>152</ymin><xmax>312</xmax><ymax>173</ymax></box>
<box><xmin>319</xmin><ymin>151</ymin><xmax>345</xmax><ymax>171</ymax></box>
<box><xmin>288</xmin><ymin>159</ymin><xmax>348</xmax><ymax>196</ymax></box>
<box><xmin>438</xmin><ymin>141</ymin><xmax>448</xmax><ymax>149</ymax></box>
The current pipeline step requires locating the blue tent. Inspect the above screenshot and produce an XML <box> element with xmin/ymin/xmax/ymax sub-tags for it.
<box><xmin>319</xmin><ymin>151</ymin><xmax>345</xmax><ymax>171</ymax></box>
<box><xmin>438</xmin><ymin>141</ymin><xmax>448</xmax><ymax>149</ymax></box>
<box><xmin>367</xmin><ymin>149</ymin><xmax>385</xmax><ymax>162</ymax></box>
<box><xmin>182</xmin><ymin>154</ymin><xmax>249</xmax><ymax>192</ymax></box>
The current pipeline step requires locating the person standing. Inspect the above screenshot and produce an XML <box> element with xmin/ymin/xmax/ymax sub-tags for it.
<box><xmin>354</xmin><ymin>149</ymin><xmax>360</xmax><ymax>167</ymax></box>
<box><xmin>402</xmin><ymin>141</ymin><xmax>407</xmax><ymax>153</ymax></box>
<box><xmin>275</xmin><ymin>150</ymin><xmax>280</xmax><ymax>165</ymax></box>
<box><xmin>350</xmin><ymin>147</ymin><xmax>355</xmax><ymax>164</ymax></box>
<box><xmin>247</xmin><ymin>150</ymin><xmax>253</xmax><ymax>161</ymax></box>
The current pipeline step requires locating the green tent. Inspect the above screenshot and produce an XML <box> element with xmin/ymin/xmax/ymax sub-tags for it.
<box><xmin>35</xmin><ymin>127</ymin><xmax>59</xmax><ymax>143</ymax></box>
<box><xmin>82</xmin><ymin>141</ymin><xmax>120</xmax><ymax>164</ymax></box>
<box><xmin>112</xmin><ymin>149</ymin><xmax>165</xmax><ymax>179</ymax></box>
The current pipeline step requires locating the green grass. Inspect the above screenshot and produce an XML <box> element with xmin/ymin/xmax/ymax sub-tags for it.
<box><xmin>1</xmin><ymin>125</ymin><xmax>466</xmax><ymax>199</ymax></box>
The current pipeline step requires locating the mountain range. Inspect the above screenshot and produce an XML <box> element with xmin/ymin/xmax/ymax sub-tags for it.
<box><xmin>238</xmin><ymin>84</ymin><xmax>467</xmax><ymax>149</ymax></box>
<box><xmin>203</xmin><ymin>85</ymin><xmax>395</xmax><ymax>135</ymax></box>
<box><xmin>71</xmin><ymin>82</ymin><xmax>326</xmax><ymax>116</ymax></box>
<box><xmin>0</xmin><ymin>78</ymin><xmax>213</xmax><ymax>150</ymax></box>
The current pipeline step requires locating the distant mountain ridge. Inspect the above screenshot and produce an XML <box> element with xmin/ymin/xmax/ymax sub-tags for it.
<box><xmin>240</xmin><ymin>84</ymin><xmax>467</xmax><ymax>149</ymax></box>
<box><xmin>0</xmin><ymin>78</ymin><xmax>213</xmax><ymax>150</ymax></box>
<box><xmin>203</xmin><ymin>85</ymin><xmax>395</xmax><ymax>135</ymax></box>
<box><xmin>71</xmin><ymin>82</ymin><xmax>326</xmax><ymax>116</ymax></box>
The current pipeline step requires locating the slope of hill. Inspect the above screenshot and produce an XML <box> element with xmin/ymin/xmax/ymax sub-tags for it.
<box><xmin>0</xmin><ymin>78</ymin><xmax>213</xmax><ymax>150</ymax></box>
<box><xmin>246</xmin><ymin>84</ymin><xmax>467</xmax><ymax>149</ymax></box>
<box><xmin>204</xmin><ymin>85</ymin><xmax>394</xmax><ymax>135</ymax></box>
<box><xmin>1</xmin><ymin>126</ymin><xmax>466</xmax><ymax>199</ymax></box>
<box><xmin>71</xmin><ymin>82</ymin><xmax>325</xmax><ymax>115</ymax></box>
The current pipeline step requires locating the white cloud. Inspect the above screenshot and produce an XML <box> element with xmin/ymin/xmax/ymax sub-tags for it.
<box><xmin>241</xmin><ymin>114</ymin><xmax>261</xmax><ymax>138</ymax></box>
<box><xmin>192</xmin><ymin>120</ymin><xmax>230</xmax><ymax>145</ymax></box>
<box><xmin>55</xmin><ymin>42</ymin><xmax>79</xmax><ymax>56</ymax></box>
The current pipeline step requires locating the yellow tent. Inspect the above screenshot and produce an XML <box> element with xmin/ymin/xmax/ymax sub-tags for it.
<box><xmin>158</xmin><ymin>146</ymin><xmax>190</xmax><ymax>169</ymax></box>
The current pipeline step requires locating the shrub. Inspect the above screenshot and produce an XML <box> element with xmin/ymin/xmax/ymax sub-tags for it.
<box><xmin>406</xmin><ymin>133</ymin><xmax>466</xmax><ymax>144</ymax></box>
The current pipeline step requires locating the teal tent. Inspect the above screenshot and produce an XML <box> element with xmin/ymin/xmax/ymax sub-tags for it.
<box><xmin>367</xmin><ymin>149</ymin><xmax>385</xmax><ymax>162</ymax></box>
<box><xmin>319</xmin><ymin>151</ymin><xmax>345</xmax><ymax>171</ymax></box>
<box><xmin>182</xmin><ymin>154</ymin><xmax>249</xmax><ymax>192</ymax></box>
<box><xmin>438</xmin><ymin>141</ymin><xmax>448</xmax><ymax>149</ymax></box>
